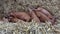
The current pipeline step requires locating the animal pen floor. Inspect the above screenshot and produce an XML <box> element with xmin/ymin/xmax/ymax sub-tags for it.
<box><xmin>0</xmin><ymin>0</ymin><xmax>60</xmax><ymax>34</ymax></box>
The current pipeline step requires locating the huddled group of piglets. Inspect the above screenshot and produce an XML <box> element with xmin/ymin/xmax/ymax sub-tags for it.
<box><xmin>4</xmin><ymin>7</ymin><xmax>56</xmax><ymax>25</ymax></box>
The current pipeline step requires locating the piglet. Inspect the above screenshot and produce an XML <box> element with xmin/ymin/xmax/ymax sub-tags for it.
<box><xmin>9</xmin><ymin>11</ymin><xmax>31</xmax><ymax>22</ymax></box>
<box><xmin>28</xmin><ymin>8</ymin><xmax>40</xmax><ymax>22</ymax></box>
<box><xmin>33</xmin><ymin>7</ymin><xmax>53</xmax><ymax>19</ymax></box>
<box><xmin>33</xmin><ymin>8</ymin><xmax>56</xmax><ymax>25</ymax></box>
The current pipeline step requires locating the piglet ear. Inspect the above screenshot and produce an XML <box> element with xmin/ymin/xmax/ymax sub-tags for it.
<box><xmin>37</xmin><ymin>7</ymin><xmax>43</xmax><ymax>10</ymax></box>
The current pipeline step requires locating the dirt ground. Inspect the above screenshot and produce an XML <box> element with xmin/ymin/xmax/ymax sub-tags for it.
<box><xmin>0</xmin><ymin>0</ymin><xmax>60</xmax><ymax>34</ymax></box>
